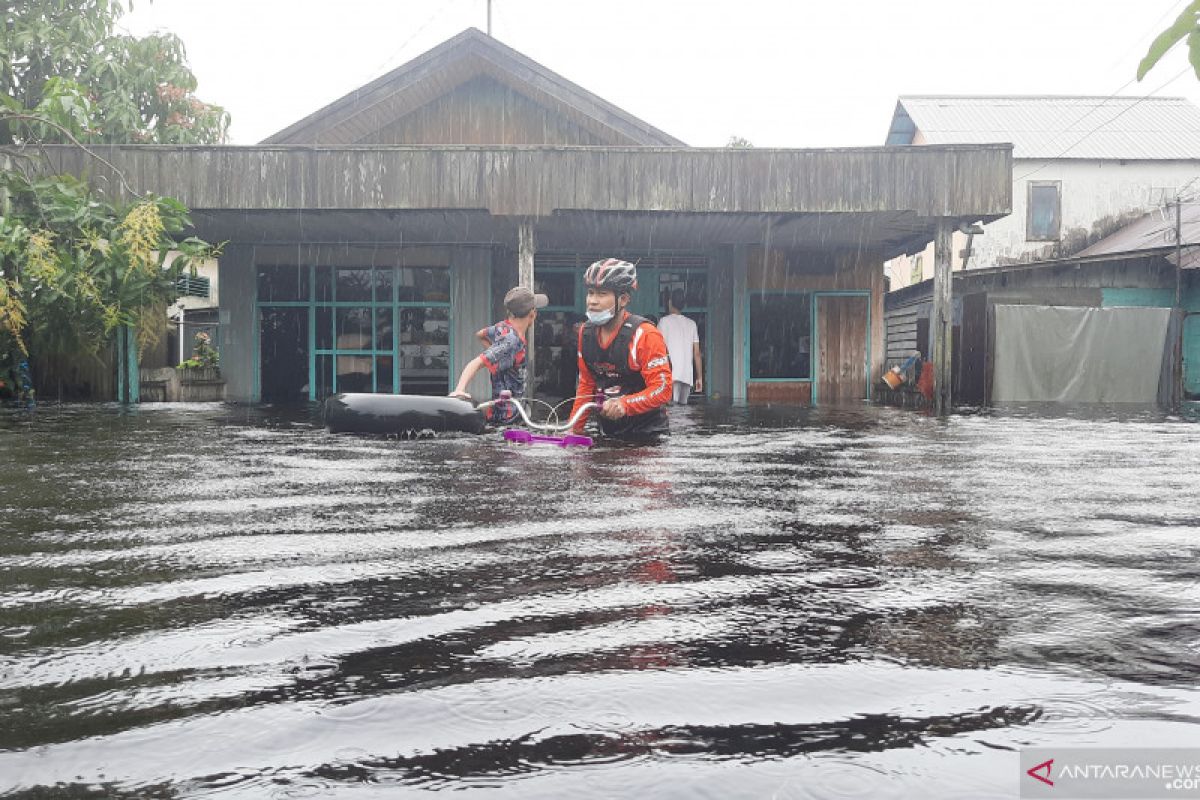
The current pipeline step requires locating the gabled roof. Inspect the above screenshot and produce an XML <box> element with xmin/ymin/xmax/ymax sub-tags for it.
<box><xmin>262</xmin><ymin>28</ymin><xmax>684</xmax><ymax>147</ymax></box>
<box><xmin>886</xmin><ymin>95</ymin><xmax>1200</xmax><ymax>160</ymax></box>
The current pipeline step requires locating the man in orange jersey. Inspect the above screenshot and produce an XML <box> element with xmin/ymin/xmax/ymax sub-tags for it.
<box><xmin>568</xmin><ymin>258</ymin><xmax>672</xmax><ymax>439</ymax></box>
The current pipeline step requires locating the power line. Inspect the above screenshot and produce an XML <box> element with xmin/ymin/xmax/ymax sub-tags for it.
<box><xmin>1014</xmin><ymin>65</ymin><xmax>1193</xmax><ymax>182</ymax></box>
<box><xmin>1107</xmin><ymin>0</ymin><xmax>1189</xmax><ymax>71</ymax></box>
<box><xmin>363</xmin><ymin>0</ymin><xmax>464</xmax><ymax>84</ymax></box>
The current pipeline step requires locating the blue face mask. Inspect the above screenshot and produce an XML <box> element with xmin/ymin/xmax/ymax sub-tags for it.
<box><xmin>586</xmin><ymin>307</ymin><xmax>615</xmax><ymax>326</ymax></box>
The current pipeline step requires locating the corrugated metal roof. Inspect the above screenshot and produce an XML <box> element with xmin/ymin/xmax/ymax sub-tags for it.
<box><xmin>1076</xmin><ymin>202</ymin><xmax>1200</xmax><ymax>268</ymax></box>
<box><xmin>888</xmin><ymin>96</ymin><xmax>1200</xmax><ymax>160</ymax></box>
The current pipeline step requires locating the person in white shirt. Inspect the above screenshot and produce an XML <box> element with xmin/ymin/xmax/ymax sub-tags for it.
<box><xmin>657</xmin><ymin>289</ymin><xmax>703</xmax><ymax>405</ymax></box>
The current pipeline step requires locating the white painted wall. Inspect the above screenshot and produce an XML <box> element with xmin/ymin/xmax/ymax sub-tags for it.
<box><xmin>885</xmin><ymin>159</ymin><xmax>1200</xmax><ymax>290</ymax></box>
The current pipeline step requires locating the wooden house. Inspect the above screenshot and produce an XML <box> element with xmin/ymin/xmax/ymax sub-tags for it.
<box><xmin>23</xmin><ymin>29</ymin><xmax>1011</xmax><ymax>405</ymax></box>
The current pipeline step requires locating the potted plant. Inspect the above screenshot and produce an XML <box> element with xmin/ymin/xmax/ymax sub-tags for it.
<box><xmin>176</xmin><ymin>331</ymin><xmax>220</xmax><ymax>382</ymax></box>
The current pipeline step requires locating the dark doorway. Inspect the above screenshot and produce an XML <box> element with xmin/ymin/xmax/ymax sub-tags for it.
<box><xmin>260</xmin><ymin>308</ymin><xmax>309</xmax><ymax>402</ymax></box>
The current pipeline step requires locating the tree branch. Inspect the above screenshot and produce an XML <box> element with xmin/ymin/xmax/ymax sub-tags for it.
<box><xmin>0</xmin><ymin>112</ymin><xmax>146</xmax><ymax>199</ymax></box>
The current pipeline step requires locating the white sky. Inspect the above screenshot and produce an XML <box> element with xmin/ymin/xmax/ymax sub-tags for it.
<box><xmin>119</xmin><ymin>0</ymin><xmax>1200</xmax><ymax>148</ymax></box>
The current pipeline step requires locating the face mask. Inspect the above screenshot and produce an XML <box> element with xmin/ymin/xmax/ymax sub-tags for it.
<box><xmin>586</xmin><ymin>306</ymin><xmax>615</xmax><ymax>326</ymax></box>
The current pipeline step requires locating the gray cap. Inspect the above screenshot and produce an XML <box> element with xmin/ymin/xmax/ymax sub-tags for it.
<box><xmin>504</xmin><ymin>286</ymin><xmax>549</xmax><ymax>316</ymax></box>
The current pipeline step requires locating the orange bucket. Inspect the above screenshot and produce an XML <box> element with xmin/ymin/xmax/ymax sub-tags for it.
<box><xmin>881</xmin><ymin>368</ymin><xmax>905</xmax><ymax>390</ymax></box>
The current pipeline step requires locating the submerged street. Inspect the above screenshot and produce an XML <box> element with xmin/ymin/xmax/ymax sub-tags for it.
<box><xmin>0</xmin><ymin>403</ymin><xmax>1197</xmax><ymax>798</ymax></box>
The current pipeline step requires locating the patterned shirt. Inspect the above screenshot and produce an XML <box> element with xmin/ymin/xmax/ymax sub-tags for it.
<box><xmin>479</xmin><ymin>320</ymin><xmax>527</xmax><ymax>423</ymax></box>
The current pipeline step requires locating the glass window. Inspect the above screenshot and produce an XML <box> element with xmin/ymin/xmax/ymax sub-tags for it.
<box><xmin>376</xmin><ymin>356</ymin><xmax>395</xmax><ymax>394</ymax></box>
<box><xmin>398</xmin><ymin>307</ymin><xmax>449</xmax><ymax>346</ymax></box>
<box><xmin>533</xmin><ymin>310</ymin><xmax>585</xmax><ymax>401</ymax></box>
<box><xmin>336</xmin><ymin>355</ymin><xmax>373</xmax><ymax>393</ymax></box>
<box><xmin>336</xmin><ymin>268</ymin><xmax>373</xmax><ymax>302</ymax></box>
<box><xmin>315</xmin><ymin>354</ymin><xmax>334</xmax><ymax>398</ymax></box>
<box><xmin>315</xmin><ymin>265</ymin><xmax>333</xmax><ymax>302</ymax></box>
<box><xmin>374</xmin><ymin>268</ymin><xmax>393</xmax><ymax>303</ymax></box>
<box><xmin>750</xmin><ymin>294</ymin><xmax>812</xmax><ymax>379</ymax></box>
<box><xmin>336</xmin><ymin>307</ymin><xmax>373</xmax><ymax>350</ymax></box>
<box><xmin>398</xmin><ymin>307</ymin><xmax>450</xmax><ymax>395</ymax></box>
<box><xmin>659</xmin><ymin>270</ymin><xmax>707</xmax><ymax>310</ymax></box>
<box><xmin>316</xmin><ymin>306</ymin><xmax>333</xmax><ymax>351</ymax></box>
<box><xmin>397</xmin><ymin>267</ymin><xmax>451</xmax><ymax>303</ymax></box>
<box><xmin>535</xmin><ymin>272</ymin><xmax>576</xmax><ymax>307</ymax></box>
<box><xmin>256</xmin><ymin>264</ymin><xmax>309</xmax><ymax>302</ymax></box>
<box><xmin>1028</xmin><ymin>181</ymin><xmax>1061</xmax><ymax>241</ymax></box>
<box><xmin>375</xmin><ymin>307</ymin><xmax>393</xmax><ymax>351</ymax></box>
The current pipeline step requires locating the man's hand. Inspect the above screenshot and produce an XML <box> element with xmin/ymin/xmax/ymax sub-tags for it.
<box><xmin>448</xmin><ymin>390</ymin><xmax>472</xmax><ymax>401</ymax></box>
<box><xmin>600</xmin><ymin>398</ymin><xmax>626</xmax><ymax>420</ymax></box>
<box><xmin>694</xmin><ymin>376</ymin><xmax>703</xmax><ymax>393</ymax></box>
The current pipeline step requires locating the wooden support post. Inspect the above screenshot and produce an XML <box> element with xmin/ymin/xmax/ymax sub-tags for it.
<box><xmin>518</xmin><ymin>220</ymin><xmax>536</xmax><ymax>400</ymax></box>
<box><xmin>932</xmin><ymin>219</ymin><xmax>954</xmax><ymax>415</ymax></box>
<box><xmin>1174</xmin><ymin>199</ymin><xmax>1184</xmax><ymax>411</ymax></box>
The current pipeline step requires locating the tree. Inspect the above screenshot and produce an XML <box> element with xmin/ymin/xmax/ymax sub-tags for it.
<box><xmin>1</xmin><ymin>0</ymin><xmax>229</xmax><ymax>144</ymax></box>
<box><xmin>1137</xmin><ymin>1</ymin><xmax>1200</xmax><ymax>82</ymax></box>
<box><xmin>0</xmin><ymin>0</ymin><xmax>226</xmax><ymax>400</ymax></box>
<box><xmin>726</xmin><ymin>135</ymin><xmax>754</xmax><ymax>149</ymax></box>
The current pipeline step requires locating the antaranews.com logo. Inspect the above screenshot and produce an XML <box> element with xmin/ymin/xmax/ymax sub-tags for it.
<box><xmin>1021</xmin><ymin>749</ymin><xmax>1200</xmax><ymax>798</ymax></box>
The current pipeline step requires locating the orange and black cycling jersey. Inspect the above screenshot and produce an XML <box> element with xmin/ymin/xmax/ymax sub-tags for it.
<box><xmin>569</xmin><ymin>311</ymin><xmax>673</xmax><ymax>432</ymax></box>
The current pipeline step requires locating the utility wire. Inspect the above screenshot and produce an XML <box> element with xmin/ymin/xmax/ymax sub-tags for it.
<box><xmin>1014</xmin><ymin>65</ymin><xmax>1193</xmax><ymax>182</ymax></box>
<box><xmin>364</xmin><ymin>0</ymin><xmax>464</xmax><ymax>83</ymax></box>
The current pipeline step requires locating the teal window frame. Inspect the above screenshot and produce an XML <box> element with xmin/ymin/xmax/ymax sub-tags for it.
<box><xmin>254</xmin><ymin>262</ymin><xmax>452</xmax><ymax>401</ymax></box>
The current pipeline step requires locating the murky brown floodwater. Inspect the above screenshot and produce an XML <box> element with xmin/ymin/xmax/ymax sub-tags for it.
<box><xmin>0</xmin><ymin>402</ymin><xmax>1197</xmax><ymax>799</ymax></box>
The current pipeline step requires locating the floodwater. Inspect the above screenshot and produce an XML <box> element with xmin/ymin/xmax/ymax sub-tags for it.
<box><xmin>0</xmin><ymin>402</ymin><xmax>1197</xmax><ymax>799</ymax></box>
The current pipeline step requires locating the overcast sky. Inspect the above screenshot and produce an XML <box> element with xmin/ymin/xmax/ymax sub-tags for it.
<box><xmin>119</xmin><ymin>0</ymin><xmax>1200</xmax><ymax>148</ymax></box>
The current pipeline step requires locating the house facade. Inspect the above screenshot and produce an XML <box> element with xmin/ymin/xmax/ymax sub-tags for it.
<box><xmin>883</xmin><ymin>203</ymin><xmax>1200</xmax><ymax>406</ymax></box>
<box><xmin>883</xmin><ymin>96</ymin><xmax>1200</xmax><ymax>290</ymax></box>
<box><xmin>18</xmin><ymin>30</ymin><xmax>1011</xmax><ymax>406</ymax></box>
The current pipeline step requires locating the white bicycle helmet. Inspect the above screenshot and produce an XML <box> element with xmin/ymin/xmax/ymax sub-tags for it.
<box><xmin>583</xmin><ymin>258</ymin><xmax>638</xmax><ymax>293</ymax></box>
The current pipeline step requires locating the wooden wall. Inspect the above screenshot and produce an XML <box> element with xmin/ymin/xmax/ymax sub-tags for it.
<box><xmin>30</xmin><ymin>144</ymin><xmax>1013</xmax><ymax>221</ymax></box>
<box><xmin>748</xmin><ymin>382</ymin><xmax>812</xmax><ymax>404</ymax></box>
<box><xmin>746</xmin><ymin>246</ymin><xmax>885</xmax><ymax>405</ymax></box>
<box><xmin>367</xmin><ymin>77</ymin><xmax>607</xmax><ymax>146</ymax></box>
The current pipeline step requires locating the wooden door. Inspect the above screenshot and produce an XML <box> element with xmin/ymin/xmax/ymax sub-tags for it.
<box><xmin>816</xmin><ymin>295</ymin><xmax>868</xmax><ymax>403</ymax></box>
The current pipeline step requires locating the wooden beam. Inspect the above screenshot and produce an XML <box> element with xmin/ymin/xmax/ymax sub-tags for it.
<box><xmin>518</xmin><ymin>220</ymin><xmax>536</xmax><ymax>400</ymax></box>
<box><xmin>932</xmin><ymin>219</ymin><xmax>953</xmax><ymax>415</ymax></box>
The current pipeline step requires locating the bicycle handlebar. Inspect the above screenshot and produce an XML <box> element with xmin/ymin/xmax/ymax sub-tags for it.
<box><xmin>475</xmin><ymin>391</ymin><xmax>604</xmax><ymax>433</ymax></box>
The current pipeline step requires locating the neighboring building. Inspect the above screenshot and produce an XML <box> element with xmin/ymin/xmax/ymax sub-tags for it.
<box><xmin>21</xmin><ymin>29</ymin><xmax>1011</xmax><ymax>405</ymax></box>
<box><xmin>883</xmin><ymin>96</ymin><xmax>1200</xmax><ymax>289</ymax></box>
<box><xmin>883</xmin><ymin>203</ymin><xmax>1200</xmax><ymax>406</ymax></box>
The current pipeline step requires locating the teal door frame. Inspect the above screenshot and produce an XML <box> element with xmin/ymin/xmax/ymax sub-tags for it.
<box><xmin>1184</xmin><ymin>312</ymin><xmax>1200</xmax><ymax>400</ymax></box>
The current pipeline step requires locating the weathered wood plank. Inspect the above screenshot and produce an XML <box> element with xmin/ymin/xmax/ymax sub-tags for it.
<box><xmin>18</xmin><ymin>144</ymin><xmax>1012</xmax><ymax>221</ymax></box>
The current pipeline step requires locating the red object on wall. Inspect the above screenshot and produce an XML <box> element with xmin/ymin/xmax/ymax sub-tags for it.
<box><xmin>916</xmin><ymin>361</ymin><xmax>935</xmax><ymax>401</ymax></box>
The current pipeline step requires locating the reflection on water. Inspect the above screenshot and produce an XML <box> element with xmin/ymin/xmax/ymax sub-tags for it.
<box><xmin>0</xmin><ymin>402</ymin><xmax>1197</xmax><ymax>798</ymax></box>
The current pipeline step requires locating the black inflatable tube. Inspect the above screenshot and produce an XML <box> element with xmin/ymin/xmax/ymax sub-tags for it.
<box><xmin>325</xmin><ymin>393</ymin><xmax>486</xmax><ymax>435</ymax></box>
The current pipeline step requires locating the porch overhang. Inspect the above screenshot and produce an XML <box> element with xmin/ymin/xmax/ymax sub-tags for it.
<box><xmin>23</xmin><ymin>143</ymin><xmax>1012</xmax><ymax>260</ymax></box>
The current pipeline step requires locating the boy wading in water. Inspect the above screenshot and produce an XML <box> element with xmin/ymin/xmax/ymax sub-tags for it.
<box><xmin>450</xmin><ymin>286</ymin><xmax>548</xmax><ymax>423</ymax></box>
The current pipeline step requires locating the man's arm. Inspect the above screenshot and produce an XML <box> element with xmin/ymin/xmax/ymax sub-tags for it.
<box><xmin>612</xmin><ymin>324</ymin><xmax>672</xmax><ymax>418</ymax></box>
<box><xmin>692</xmin><ymin>341</ymin><xmax>704</xmax><ymax>392</ymax></box>
<box><xmin>569</xmin><ymin>327</ymin><xmax>597</xmax><ymax>432</ymax></box>
<box><xmin>570</xmin><ymin>358</ymin><xmax>598</xmax><ymax>432</ymax></box>
<box><xmin>476</xmin><ymin>327</ymin><xmax>490</xmax><ymax>346</ymax></box>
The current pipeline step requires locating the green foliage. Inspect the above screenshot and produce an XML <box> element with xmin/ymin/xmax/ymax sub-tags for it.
<box><xmin>0</xmin><ymin>172</ymin><xmax>218</xmax><ymax>362</ymax></box>
<box><xmin>177</xmin><ymin>331</ymin><xmax>217</xmax><ymax>370</ymax></box>
<box><xmin>0</xmin><ymin>0</ymin><xmax>225</xmax><ymax>385</ymax></box>
<box><xmin>726</xmin><ymin>135</ymin><xmax>754</xmax><ymax>149</ymax></box>
<box><xmin>1138</xmin><ymin>0</ymin><xmax>1200</xmax><ymax>81</ymax></box>
<box><xmin>0</xmin><ymin>0</ymin><xmax>230</xmax><ymax>144</ymax></box>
